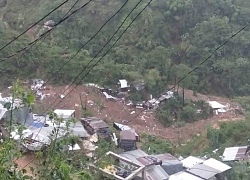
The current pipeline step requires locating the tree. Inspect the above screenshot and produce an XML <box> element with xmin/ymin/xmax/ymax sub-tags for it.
<box><xmin>172</xmin><ymin>64</ymin><xmax>197</xmax><ymax>106</ymax></box>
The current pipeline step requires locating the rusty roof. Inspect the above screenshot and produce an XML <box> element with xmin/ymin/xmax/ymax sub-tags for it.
<box><xmin>136</xmin><ymin>156</ymin><xmax>160</xmax><ymax>166</ymax></box>
<box><xmin>152</xmin><ymin>153</ymin><xmax>178</xmax><ymax>161</ymax></box>
<box><xmin>120</xmin><ymin>130</ymin><xmax>136</xmax><ymax>140</ymax></box>
<box><xmin>81</xmin><ymin>117</ymin><xmax>108</xmax><ymax>129</ymax></box>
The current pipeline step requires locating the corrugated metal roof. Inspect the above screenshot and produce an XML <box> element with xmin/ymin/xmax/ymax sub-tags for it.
<box><xmin>113</xmin><ymin>122</ymin><xmax>139</xmax><ymax>137</ymax></box>
<box><xmin>203</xmin><ymin>158</ymin><xmax>231</xmax><ymax>172</ymax></box>
<box><xmin>119</xmin><ymin>150</ymin><xmax>169</xmax><ymax>180</ymax></box>
<box><xmin>222</xmin><ymin>146</ymin><xmax>249</xmax><ymax>161</ymax></box>
<box><xmin>83</xmin><ymin>117</ymin><xmax>108</xmax><ymax>129</ymax></box>
<box><xmin>146</xmin><ymin>165</ymin><xmax>169</xmax><ymax>180</ymax></box>
<box><xmin>152</xmin><ymin>154</ymin><xmax>183</xmax><ymax>175</ymax></box>
<box><xmin>186</xmin><ymin>164</ymin><xmax>220</xmax><ymax>180</ymax></box>
<box><xmin>152</xmin><ymin>154</ymin><xmax>178</xmax><ymax>161</ymax></box>
<box><xmin>181</xmin><ymin>156</ymin><xmax>204</xmax><ymax>168</ymax></box>
<box><xmin>69</xmin><ymin>121</ymin><xmax>89</xmax><ymax>138</ymax></box>
<box><xmin>120</xmin><ymin>130</ymin><xmax>136</xmax><ymax>140</ymax></box>
<box><xmin>120</xmin><ymin>149</ymin><xmax>148</xmax><ymax>165</ymax></box>
<box><xmin>137</xmin><ymin>156</ymin><xmax>159</xmax><ymax>166</ymax></box>
<box><xmin>169</xmin><ymin>171</ymin><xmax>203</xmax><ymax>180</ymax></box>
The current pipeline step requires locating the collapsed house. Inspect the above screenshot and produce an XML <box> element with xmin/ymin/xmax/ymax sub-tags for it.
<box><xmin>12</xmin><ymin>112</ymin><xmax>90</xmax><ymax>151</ymax></box>
<box><xmin>30</xmin><ymin>79</ymin><xmax>48</xmax><ymax>100</ymax></box>
<box><xmin>0</xmin><ymin>93</ymin><xmax>33</xmax><ymax>126</ymax></box>
<box><xmin>6</xmin><ymin>106</ymin><xmax>89</xmax><ymax>152</ymax></box>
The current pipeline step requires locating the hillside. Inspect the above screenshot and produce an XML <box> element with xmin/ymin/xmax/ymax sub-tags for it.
<box><xmin>0</xmin><ymin>0</ymin><xmax>250</xmax><ymax>98</ymax></box>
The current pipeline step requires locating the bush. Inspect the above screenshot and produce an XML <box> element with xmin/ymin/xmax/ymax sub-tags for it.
<box><xmin>180</xmin><ymin>105</ymin><xmax>196</xmax><ymax>122</ymax></box>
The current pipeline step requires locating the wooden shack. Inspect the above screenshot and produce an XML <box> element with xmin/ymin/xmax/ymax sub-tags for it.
<box><xmin>119</xmin><ymin>130</ymin><xmax>137</xmax><ymax>151</ymax></box>
<box><xmin>81</xmin><ymin>117</ymin><xmax>110</xmax><ymax>138</ymax></box>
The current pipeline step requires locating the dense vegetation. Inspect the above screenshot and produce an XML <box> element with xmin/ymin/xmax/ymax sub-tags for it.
<box><xmin>0</xmin><ymin>0</ymin><xmax>250</xmax><ymax>98</ymax></box>
<box><xmin>156</xmin><ymin>94</ymin><xmax>211</xmax><ymax>126</ymax></box>
<box><xmin>1</xmin><ymin>1</ymin><xmax>250</xmax><ymax>178</ymax></box>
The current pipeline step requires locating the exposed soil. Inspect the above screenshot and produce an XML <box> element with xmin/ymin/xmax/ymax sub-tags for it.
<box><xmin>4</xmin><ymin>84</ymin><xmax>243</xmax><ymax>174</ymax></box>
<box><xmin>28</xmin><ymin>85</ymin><xmax>244</xmax><ymax>143</ymax></box>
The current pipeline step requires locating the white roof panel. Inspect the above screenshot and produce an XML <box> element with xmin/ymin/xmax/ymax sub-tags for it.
<box><xmin>169</xmin><ymin>171</ymin><xmax>203</xmax><ymax>180</ymax></box>
<box><xmin>222</xmin><ymin>147</ymin><xmax>238</xmax><ymax>161</ymax></box>
<box><xmin>54</xmin><ymin>109</ymin><xmax>75</xmax><ymax>119</ymax></box>
<box><xmin>208</xmin><ymin>101</ymin><xmax>226</xmax><ymax>109</ymax></box>
<box><xmin>119</xmin><ymin>79</ymin><xmax>128</xmax><ymax>88</ymax></box>
<box><xmin>222</xmin><ymin>146</ymin><xmax>248</xmax><ymax>161</ymax></box>
<box><xmin>181</xmin><ymin>156</ymin><xmax>204</xmax><ymax>168</ymax></box>
<box><xmin>114</xmin><ymin>122</ymin><xmax>139</xmax><ymax>137</ymax></box>
<box><xmin>203</xmin><ymin>158</ymin><xmax>231</xmax><ymax>172</ymax></box>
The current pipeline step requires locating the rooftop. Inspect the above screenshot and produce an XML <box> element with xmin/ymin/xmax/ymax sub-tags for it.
<box><xmin>113</xmin><ymin>122</ymin><xmax>139</xmax><ymax>137</ymax></box>
<box><xmin>186</xmin><ymin>163</ymin><xmax>220</xmax><ymax>180</ymax></box>
<box><xmin>222</xmin><ymin>146</ymin><xmax>249</xmax><ymax>161</ymax></box>
<box><xmin>208</xmin><ymin>101</ymin><xmax>226</xmax><ymax>109</ymax></box>
<box><xmin>54</xmin><ymin>109</ymin><xmax>75</xmax><ymax>119</ymax></box>
<box><xmin>119</xmin><ymin>79</ymin><xmax>128</xmax><ymax>88</ymax></box>
<box><xmin>82</xmin><ymin>117</ymin><xmax>108</xmax><ymax>129</ymax></box>
<box><xmin>120</xmin><ymin>130</ymin><xmax>136</xmax><ymax>140</ymax></box>
<box><xmin>169</xmin><ymin>171</ymin><xmax>203</xmax><ymax>180</ymax></box>
<box><xmin>181</xmin><ymin>156</ymin><xmax>204</xmax><ymax>169</ymax></box>
<box><xmin>119</xmin><ymin>150</ymin><xmax>169</xmax><ymax>180</ymax></box>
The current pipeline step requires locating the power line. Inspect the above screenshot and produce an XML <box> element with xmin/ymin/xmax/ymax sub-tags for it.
<box><xmin>0</xmin><ymin>0</ymin><xmax>93</xmax><ymax>62</ymax></box>
<box><xmin>40</xmin><ymin>0</ymin><xmax>131</xmax><ymax>90</ymax></box>
<box><xmin>46</xmin><ymin>0</ymin><xmax>146</xmax><ymax>111</ymax></box>
<box><xmin>27</xmin><ymin>0</ymin><xmax>144</xmax><ymax>139</ymax></box>
<box><xmin>0</xmin><ymin>0</ymin><xmax>70</xmax><ymax>52</ymax></box>
<box><xmin>25</xmin><ymin>0</ymin><xmax>132</xmax><ymax>126</ymax></box>
<box><xmin>21</xmin><ymin>0</ymin><xmax>152</xmax><ymax>168</ymax></box>
<box><xmin>126</xmin><ymin>25</ymin><xmax>246</xmax><ymax>124</ymax></box>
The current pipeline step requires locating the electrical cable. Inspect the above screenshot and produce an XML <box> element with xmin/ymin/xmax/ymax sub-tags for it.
<box><xmin>26</xmin><ymin>0</ymin><xmax>132</xmax><ymax>125</ymax></box>
<box><xmin>0</xmin><ymin>0</ymin><xmax>93</xmax><ymax>62</ymax></box>
<box><xmin>0</xmin><ymin>0</ymin><xmax>70</xmax><ymax>52</ymax></box>
<box><xmin>24</xmin><ymin>0</ymin><xmax>81</xmax><ymax>53</ymax></box>
<box><xmin>45</xmin><ymin>0</ymin><xmax>146</xmax><ymax>111</ymax></box>
<box><xmin>27</xmin><ymin>0</ymin><xmax>144</xmax><ymax>146</ymax></box>
<box><xmin>126</xmin><ymin>25</ymin><xmax>247</xmax><ymax>124</ymax></box>
<box><xmin>21</xmin><ymin>0</ymin><xmax>152</xmax><ymax>169</ymax></box>
<box><xmin>39</xmin><ymin>0</ymin><xmax>131</xmax><ymax>89</ymax></box>
<box><xmin>5</xmin><ymin>0</ymin><xmax>81</xmax><ymax>134</ymax></box>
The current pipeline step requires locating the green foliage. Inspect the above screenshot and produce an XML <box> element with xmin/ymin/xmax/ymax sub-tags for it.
<box><xmin>207</xmin><ymin>118</ymin><xmax>250</xmax><ymax>150</ymax></box>
<box><xmin>175</xmin><ymin>134</ymin><xmax>209</xmax><ymax>156</ymax></box>
<box><xmin>1</xmin><ymin>0</ymin><xmax>250</xmax><ymax>97</ymax></box>
<box><xmin>233</xmin><ymin>96</ymin><xmax>250</xmax><ymax>112</ymax></box>
<box><xmin>180</xmin><ymin>105</ymin><xmax>196</xmax><ymax>122</ymax></box>
<box><xmin>156</xmin><ymin>95</ymin><xmax>210</xmax><ymax>126</ymax></box>
<box><xmin>141</xmin><ymin>135</ymin><xmax>173</xmax><ymax>154</ymax></box>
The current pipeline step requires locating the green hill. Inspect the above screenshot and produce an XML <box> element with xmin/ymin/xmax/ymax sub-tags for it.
<box><xmin>1</xmin><ymin>0</ymin><xmax>250</xmax><ymax>97</ymax></box>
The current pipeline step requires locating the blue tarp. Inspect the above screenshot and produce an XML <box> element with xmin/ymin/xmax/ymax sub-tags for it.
<box><xmin>32</xmin><ymin>122</ymin><xmax>44</xmax><ymax>128</ymax></box>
